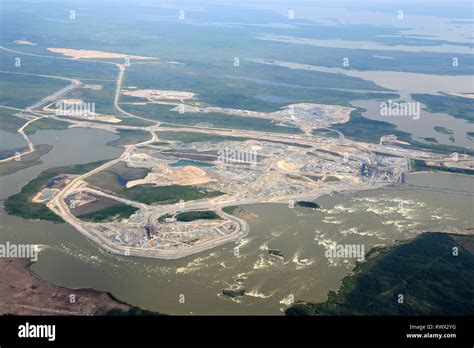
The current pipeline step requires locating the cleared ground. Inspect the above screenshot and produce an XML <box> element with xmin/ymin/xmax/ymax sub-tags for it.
<box><xmin>0</xmin><ymin>258</ymin><xmax>132</xmax><ymax>315</ymax></box>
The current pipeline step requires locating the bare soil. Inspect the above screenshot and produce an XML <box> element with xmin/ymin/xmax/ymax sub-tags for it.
<box><xmin>0</xmin><ymin>258</ymin><xmax>131</xmax><ymax>315</ymax></box>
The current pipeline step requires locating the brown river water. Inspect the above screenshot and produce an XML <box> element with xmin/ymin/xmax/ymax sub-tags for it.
<box><xmin>0</xmin><ymin>127</ymin><xmax>472</xmax><ymax>314</ymax></box>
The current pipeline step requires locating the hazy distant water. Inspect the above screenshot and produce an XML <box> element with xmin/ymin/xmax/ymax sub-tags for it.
<box><xmin>352</xmin><ymin>99</ymin><xmax>474</xmax><ymax>147</ymax></box>
<box><xmin>1</xmin><ymin>151</ymin><xmax>472</xmax><ymax>315</ymax></box>
<box><xmin>245</xmin><ymin>60</ymin><xmax>474</xmax><ymax>147</ymax></box>
<box><xmin>1</xmin><ymin>0</ymin><xmax>473</xmax><ymax>316</ymax></box>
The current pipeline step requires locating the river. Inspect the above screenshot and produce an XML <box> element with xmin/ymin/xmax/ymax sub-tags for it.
<box><xmin>0</xmin><ymin>127</ymin><xmax>472</xmax><ymax>314</ymax></box>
